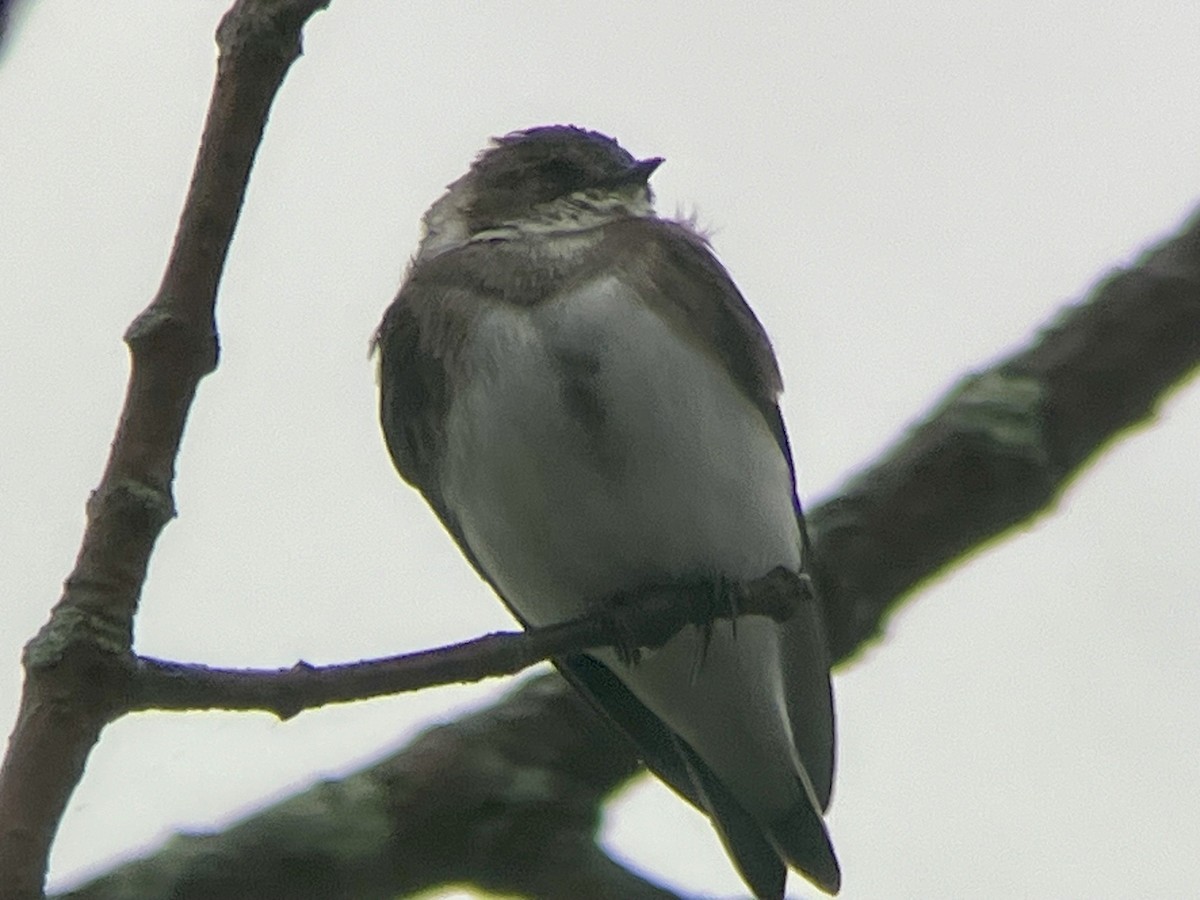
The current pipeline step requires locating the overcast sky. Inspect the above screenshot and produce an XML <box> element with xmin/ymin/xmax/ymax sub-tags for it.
<box><xmin>2</xmin><ymin>3</ymin><xmax>1199</xmax><ymax>898</ymax></box>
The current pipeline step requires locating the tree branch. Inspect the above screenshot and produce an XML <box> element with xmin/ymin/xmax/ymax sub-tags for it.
<box><xmin>60</xmin><ymin>676</ymin><xmax>673</xmax><ymax>900</ymax></box>
<box><xmin>54</xmin><ymin>206</ymin><xmax>1200</xmax><ymax>899</ymax></box>
<box><xmin>126</xmin><ymin>568</ymin><xmax>804</xmax><ymax>718</ymax></box>
<box><xmin>811</xmin><ymin>208</ymin><xmax>1200</xmax><ymax>663</ymax></box>
<box><xmin>0</xmin><ymin>2</ymin><xmax>330</xmax><ymax>898</ymax></box>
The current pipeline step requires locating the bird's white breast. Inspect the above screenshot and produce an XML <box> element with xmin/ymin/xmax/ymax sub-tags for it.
<box><xmin>440</xmin><ymin>273</ymin><xmax>801</xmax><ymax>623</ymax></box>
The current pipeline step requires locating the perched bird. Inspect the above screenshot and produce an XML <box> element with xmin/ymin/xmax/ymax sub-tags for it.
<box><xmin>374</xmin><ymin>126</ymin><xmax>839</xmax><ymax>898</ymax></box>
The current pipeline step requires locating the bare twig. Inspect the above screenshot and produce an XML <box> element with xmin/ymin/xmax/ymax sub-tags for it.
<box><xmin>126</xmin><ymin>568</ymin><xmax>805</xmax><ymax>719</ymax></box>
<box><xmin>0</xmin><ymin>2</ymin><xmax>330</xmax><ymax>897</ymax></box>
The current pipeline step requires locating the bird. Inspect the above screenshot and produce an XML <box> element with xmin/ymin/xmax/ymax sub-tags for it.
<box><xmin>374</xmin><ymin>125</ymin><xmax>839</xmax><ymax>898</ymax></box>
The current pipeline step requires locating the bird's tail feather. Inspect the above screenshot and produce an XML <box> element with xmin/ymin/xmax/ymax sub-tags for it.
<box><xmin>677</xmin><ymin>736</ymin><xmax>787</xmax><ymax>900</ymax></box>
<box><xmin>767</xmin><ymin>791</ymin><xmax>842</xmax><ymax>895</ymax></box>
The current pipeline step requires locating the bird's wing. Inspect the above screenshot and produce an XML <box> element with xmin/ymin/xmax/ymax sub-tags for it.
<box><xmin>374</xmin><ymin>281</ymin><xmax>501</xmax><ymax>591</ymax></box>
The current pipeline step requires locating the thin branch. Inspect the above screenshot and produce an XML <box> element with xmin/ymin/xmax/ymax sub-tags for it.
<box><xmin>127</xmin><ymin>568</ymin><xmax>805</xmax><ymax>719</ymax></box>
<box><xmin>0</xmin><ymin>2</ymin><xmax>329</xmax><ymax>898</ymax></box>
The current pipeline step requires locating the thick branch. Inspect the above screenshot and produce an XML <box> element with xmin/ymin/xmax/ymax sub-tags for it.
<box><xmin>127</xmin><ymin>568</ymin><xmax>804</xmax><ymax>719</ymax></box>
<box><xmin>58</xmin><ymin>677</ymin><xmax>673</xmax><ymax>900</ymax></box>
<box><xmin>57</xmin><ymin>205</ymin><xmax>1200</xmax><ymax>899</ymax></box>
<box><xmin>0</xmin><ymin>3</ymin><xmax>329</xmax><ymax>898</ymax></box>
<box><xmin>811</xmin><ymin>207</ymin><xmax>1200</xmax><ymax>662</ymax></box>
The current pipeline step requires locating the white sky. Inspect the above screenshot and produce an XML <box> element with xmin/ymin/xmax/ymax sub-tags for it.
<box><xmin>2</xmin><ymin>3</ymin><xmax>1198</xmax><ymax>898</ymax></box>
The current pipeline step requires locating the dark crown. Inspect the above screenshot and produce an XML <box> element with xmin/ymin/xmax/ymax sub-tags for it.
<box><xmin>464</xmin><ymin>125</ymin><xmax>663</xmax><ymax>230</ymax></box>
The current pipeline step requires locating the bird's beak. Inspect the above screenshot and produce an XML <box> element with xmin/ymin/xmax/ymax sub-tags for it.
<box><xmin>618</xmin><ymin>156</ymin><xmax>665</xmax><ymax>185</ymax></box>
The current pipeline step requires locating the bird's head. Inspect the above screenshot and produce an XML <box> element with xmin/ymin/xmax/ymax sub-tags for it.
<box><xmin>417</xmin><ymin>125</ymin><xmax>663</xmax><ymax>261</ymax></box>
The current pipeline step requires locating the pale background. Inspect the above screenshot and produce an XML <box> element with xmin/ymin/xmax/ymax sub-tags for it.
<box><xmin>2</xmin><ymin>3</ymin><xmax>1198</xmax><ymax>898</ymax></box>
